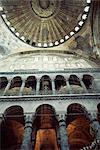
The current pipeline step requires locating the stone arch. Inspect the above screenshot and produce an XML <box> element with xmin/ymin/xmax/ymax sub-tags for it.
<box><xmin>66</xmin><ymin>103</ymin><xmax>87</xmax><ymax>124</ymax></box>
<box><xmin>82</xmin><ymin>74</ymin><xmax>94</xmax><ymax>89</ymax></box>
<box><xmin>69</xmin><ymin>75</ymin><xmax>81</xmax><ymax>86</ymax></box>
<box><xmin>10</xmin><ymin>76</ymin><xmax>22</xmax><ymax>89</ymax></box>
<box><xmin>34</xmin><ymin>104</ymin><xmax>59</xmax><ymax>150</ymax></box>
<box><xmin>0</xmin><ymin>76</ymin><xmax>8</xmax><ymax>95</ymax></box>
<box><xmin>40</xmin><ymin>75</ymin><xmax>52</xmax><ymax>95</ymax></box>
<box><xmin>69</xmin><ymin>75</ymin><xmax>84</xmax><ymax>94</ymax></box>
<box><xmin>1</xmin><ymin>105</ymin><xmax>24</xmax><ymax>150</ymax></box>
<box><xmin>25</xmin><ymin>76</ymin><xmax>37</xmax><ymax>89</ymax></box>
<box><xmin>6</xmin><ymin>76</ymin><xmax>22</xmax><ymax>96</ymax></box>
<box><xmin>66</xmin><ymin>103</ymin><xmax>94</xmax><ymax>150</ymax></box>
<box><xmin>55</xmin><ymin>75</ymin><xmax>66</xmax><ymax>91</ymax></box>
<box><xmin>0</xmin><ymin>76</ymin><xmax>8</xmax><ymax>89</ymax></box>
<box><xmin>23</xmin><ymin>76</ymin><xmax>37</xmax><ymax>95</ymax></box>
<box><xmin>35</xmin><ymin>104</ymin><xmax>57</xmax><ymax>129</ymax></box>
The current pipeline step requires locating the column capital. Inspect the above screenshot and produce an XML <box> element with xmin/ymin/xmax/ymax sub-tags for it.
<box><xmin>7</xmin><ymin>78</ymin><xmax>12</xmax><ymax>82</ymax></box>
<box><xmin>57</xmin><ymin>113</ymin><xmax>66</xmax><ymax>122</ymax></box>
<box><xmin>25</xmin><ymin>114</ymin><xmax>32</xmax><ymax>122</ymax></box>
<box><xmin>65</xmin><ymin>78</ymin><xmax>69</xmax><ymax>81</ymax></box>
<box><xmin>50</xmin><ymin>76</ymin><xmax>56</xmax><ymax>81</ymax></box>
<box><xmin>64</xmin><ymin>76</ymin><xmax>70</xmax><ymax>80</ymax></box>
<box><xmin>78</xmin><ymin>76</ymin><xmax>83</xmax><ymax>80</ymax></box>
<box><xmin>25</xmin><ymin>114</ymin><xmax>35</xmax><ymax>122</ymax></box>
<box><xmin>36</xmin><ymin>76</ymin><xmax>41</xmax><ymax>81</ymax></box>
<box><xmin>21</xmin><ymin>78</ymin><xmax>27</xmax><ymax>82</ymax></box>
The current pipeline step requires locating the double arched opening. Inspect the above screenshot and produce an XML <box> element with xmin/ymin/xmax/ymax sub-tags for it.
<box><xmin>56</xmin><ymin>75</ymin><xmax>85</xmax><ymax>94</ymax></box>
<box><xmin>2</xmin><ymin>76</ymin><xmax>37</xmax><ymax>96</ymax></box>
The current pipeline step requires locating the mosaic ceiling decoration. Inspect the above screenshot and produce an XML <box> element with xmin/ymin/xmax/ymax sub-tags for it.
<box><xmin>0</xmin><ymin>0</ymin><xmax>91</xmax><ymax>48</ymax></box>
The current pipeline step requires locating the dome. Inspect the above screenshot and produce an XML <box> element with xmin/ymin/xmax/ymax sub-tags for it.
<box><xmin>0</xmin><ymin>0</ymin><xmax>91</xmax><ymax>48</ymax></box>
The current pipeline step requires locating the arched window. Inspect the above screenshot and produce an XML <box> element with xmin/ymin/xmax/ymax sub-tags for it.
<box><xmin>1</xmin><ymin>105</ymin><xmax>24</xmax><ymax>150</ymax></box>
<box><xmin>82</xmin><ymin>74</ymin><xmax>93</xmax><ymax>90</ymax></box>
<box><xmin>0</xmin><ymin>77</ymin><xmax>8</xmax><ymax>95</ymax></box>
<box><xmin>0</xmin><ymin>77</ymin><xmax>8</xmax><ymax>89</ymax></box>
<box><xmin>55</xmin><ymin>75</ymin><xmax>66</xmax><ymax>91</ymax></box>
<box><xmin>6</xmin><ymin>76</ymin><xmax>22</xmax><ymax>96</ymax></box>
<box><xmin>69</xmin><ymin>75</ymin><xmax>81</xmax><ymax>86</ymax></box>
<box><xmin>10</xmin><ymin>76</ymin><xmax>22</xmax><ymax>89</ymax></box>
<box><xmin>34</xmin><ymin>104</ymin><xmax>59</xmax><ymax>150</ymax></box>
<box><xmin>66</xmin><ymin>103</ymin><xmax>94</xmax><ymax>150</ymax></box>
<box><xmin>69</xmin><ymin>75</ymin><xmax>84</xmax><ymax>94</ymax></box>
<box><xmin>40</xmin><ymin>75</ymin><xmax>52</xmax><ymax>95</ymax></box>
<box><xmin>23</xmin><ymin>76</ymin><xmax>37</xmax><ymax>95</ymax></box>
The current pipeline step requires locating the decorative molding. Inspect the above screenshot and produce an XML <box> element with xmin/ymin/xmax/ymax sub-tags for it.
<box><xmin>0</xmin><ymin>93</ymin><xmax>100</xmax><ymax>102</ymax></box>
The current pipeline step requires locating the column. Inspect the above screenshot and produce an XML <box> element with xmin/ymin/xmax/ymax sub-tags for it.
<box><xmin>19</xmin><ymin>79</ymin><xmax>26</xmax><ymax>96</ymax></box>
<box><xmin>92</xmin><ymin>79</ymin><xmax>100</xmax><ymax>93</ymax></box>
<box><xmin>66</xmin><ymin>78</ymin><xmax>72</xmax><ymax>94</ymax></box>
<box><xmin>51</xmin><ymin>77</ymin><xmax>56</xmax><ymax>95</ymax></box>
<box><xmin>36</xmin><ymin>78</ymin><xmax>40</xmax><ymax>95</ymax></box>
<box><xmin>58</xmin><ymin>114</ymin><xmax>69</xmax><ymax>150</ymax></box>
<box><xmin>56</xmin><ymin>127</ymin><xmax>61</xmax><ymax>148</ymax></box>
<box><xmin>2</xmin><ymin>78</ymin><xmax>12</xmax><ymax>96</ymax></box>
<box><xmin>88</xmin><ymin>113</ymin><xmax>100</xmax><ymax>140</ymax></box>
<box><xmin>21</xmin><ymin>115</ymin><xmax>34</xmax><ymax>150</ymax></box>
<box><xmin>90</xmin><ymin>79</ymin><xmax>97</xmax><ymax>93</ymax></box>
<box><xmin>79</xmin><ymin>78</ymin><xmax>88</xmax><ymax>93</ymax></box>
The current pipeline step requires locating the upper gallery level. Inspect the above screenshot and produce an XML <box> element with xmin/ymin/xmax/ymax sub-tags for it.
<box><xmin>0</xmin><ymin>68</ymin><xmax>100</xmax><ymax>97</ymax></box>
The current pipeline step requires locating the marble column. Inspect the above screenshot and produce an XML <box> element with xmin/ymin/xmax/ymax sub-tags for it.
<box><xmin>36</xmin><ymin>78</ymin><xmax>40</xmax><ymax>95</ymax></box>
<box><xmin>58</xmin><ymin>114</ymin><xmax>69</xmax><ymax>150</ymax></box>
<box><xmin>2</xmin><ymin>78</ymin><xmax>12</xmax><ymax>96</ymax></box>
<box><xmin>66</xmin><ymin>78</ymin><xmax>72</xmax><ymax>94</ymax></box>
<box><xmin>79</xmin><ymin>78</ymin><xmax>88</xmax><ymax>93</ymax></box>
<box><xmin>56</xmin><ymin>126</ymin><xmax>61</xmax><ymax>148</ymax></box>
<box><xmin>21</xmin><ymin>115</ymin><xmax>34</xmax><ymax>150</ymax></box>
<box><xmin>92</xmin><ymin>79</ymin><xmax>100</xmax><ymax>93</ymax></box>
<box><xmin>51</xmin><ymin>77</ymin><xmax>56</xmax><ymax>95</ymax></box>
<box><xmin>19</xmin><ymin>79</ymin><xmax>26</xmax><ymax>96</ymax></box>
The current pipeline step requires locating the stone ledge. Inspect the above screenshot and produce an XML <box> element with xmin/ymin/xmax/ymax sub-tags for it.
<box><xmin>0</xmin><ymin>93</ymin><xmax>100</xmax><ymax>102</ymax></box>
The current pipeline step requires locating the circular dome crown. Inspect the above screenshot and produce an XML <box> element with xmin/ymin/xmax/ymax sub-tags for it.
<box><xmin>0</xmin><ymin>0</ymin><xmax>91</xmax><ymax>48</ymax></box>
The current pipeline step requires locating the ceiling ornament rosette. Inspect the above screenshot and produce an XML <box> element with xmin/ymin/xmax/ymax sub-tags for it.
<box><xmin>0</xmin><ymin>0</ymin><xmax>91</xmax><ymax>48</ymax></box>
